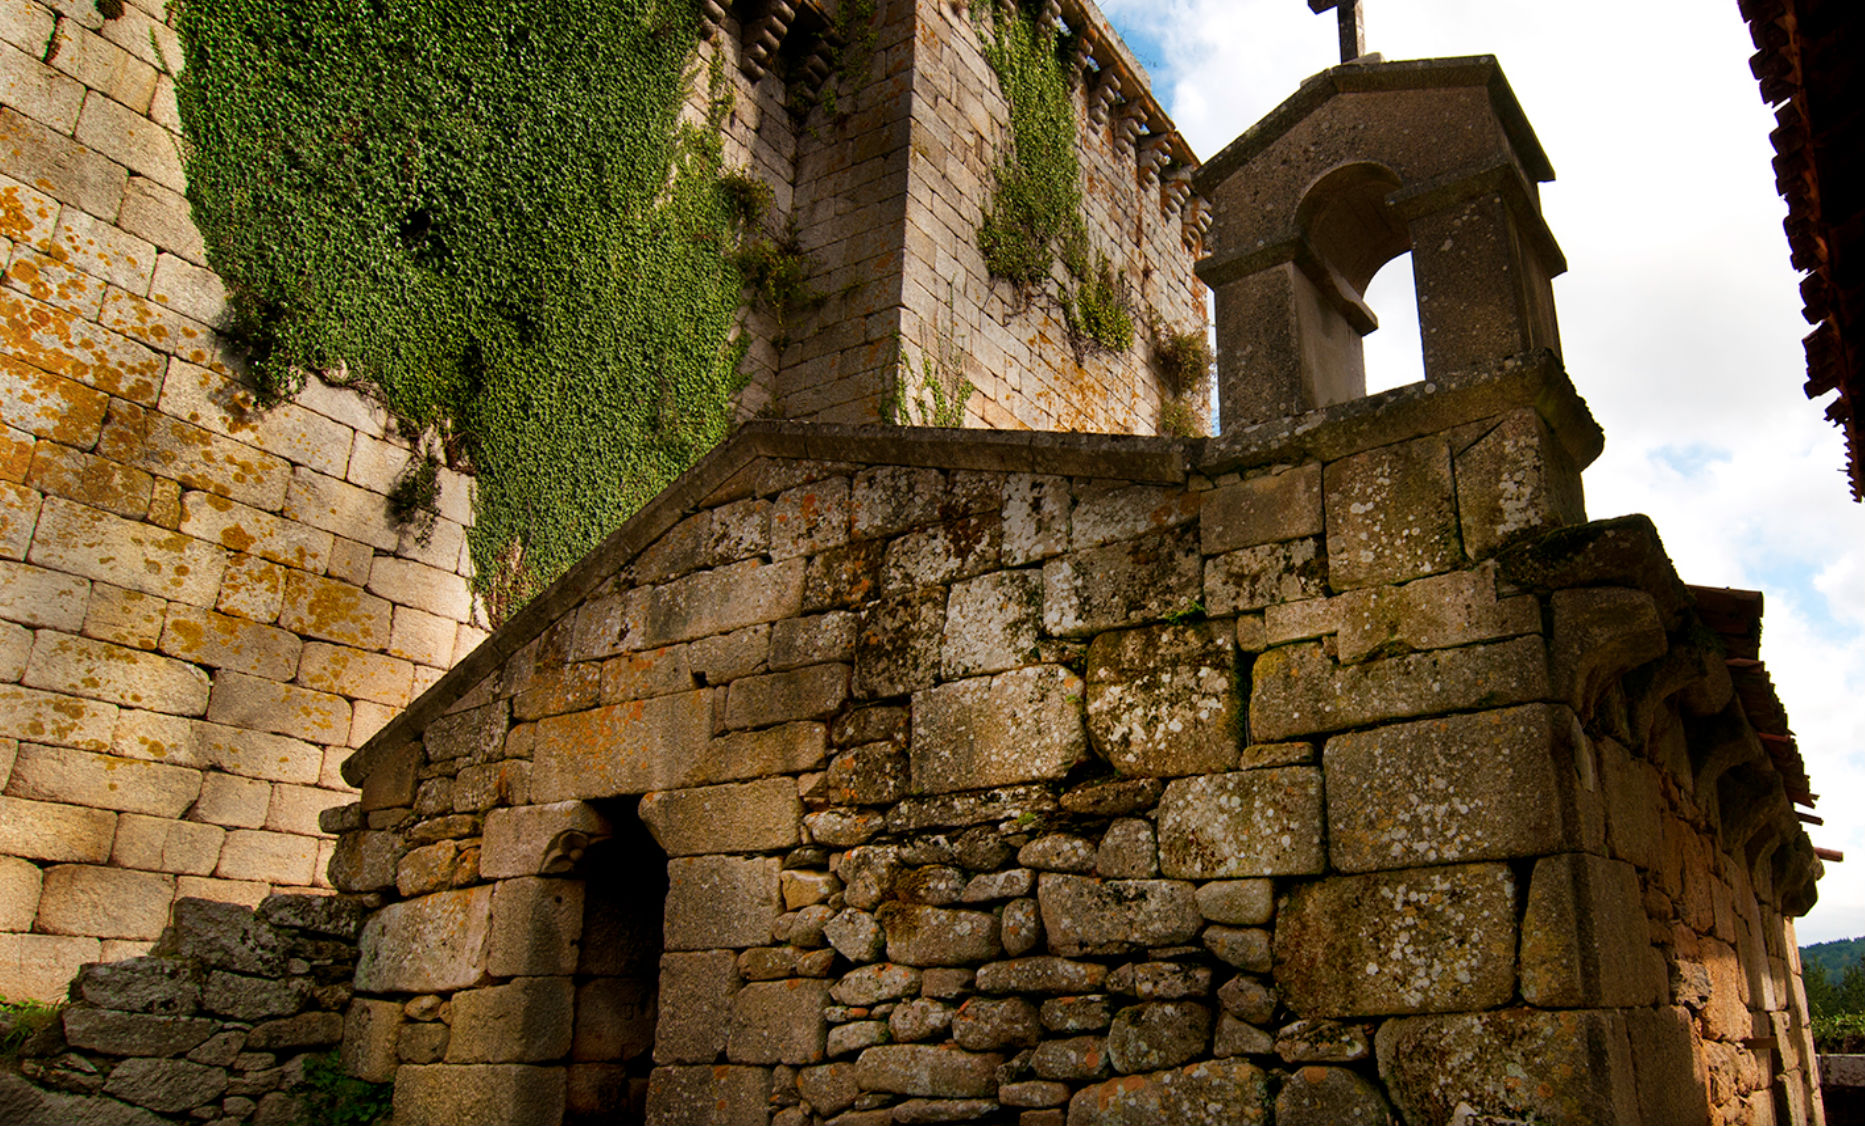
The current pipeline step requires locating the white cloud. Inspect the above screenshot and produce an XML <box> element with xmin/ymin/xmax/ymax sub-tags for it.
<box><xmin>1100</xmin><ymin>0</ymin><xmax>1865</xmax><ymax>941</ymax></box>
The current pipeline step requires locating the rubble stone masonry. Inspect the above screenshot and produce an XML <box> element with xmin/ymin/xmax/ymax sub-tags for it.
<box><xmin>332</xmin><ymin>352</ymin><xmax>1823</xmax><ymax>1126</ymax></box>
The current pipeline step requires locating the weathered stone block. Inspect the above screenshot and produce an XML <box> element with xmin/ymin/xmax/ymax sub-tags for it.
<box><xmin>1375</xmin><ymin>1008</ymin><xmax>1639</xmax><ymax>1126</ymax></box>
<box><xmin>1203</xmin><ymin>538</ymin><xmax>1328</xmax><ymax>617</ymax></box>
<box><xmin>0</xmin><ymin>853</ymin><xmax>40</xmax><ymax>930</ymax></box>
<box><xmin>940</xmin><ymin>569</ymin><xmax>1041</xmax><ymax>679</ymax></box>
<box><xmin>879</xmin><ymin>904</ymin><xmax>1000</xmax><ymax>965</ymax></box>
<box><xmin>447</xmin><ymin>976</ymin><xmax>575</xmax><ymax>1063</ymax></box>
<box><xmin>1332</xmin><ymin>566</ymin><xmax>1539</xmax><ymax>665</ymax></box>
<box><xmin>0</xmin><ymin>930</ymin><xmax>99</xmax><ymax>1001</ymax></box>
<box><xmin>24</xmin><ymin>629</ymin><xmax>209</xmax><ymax>714</ymax></box>
<box><xmin>1086</xmin><ymin>622</ymin><xmax>1241</xmax><ymax>777</ymax></box>
<box><xmin>700</xmin><ymin>721</ymin><xmax>827</xmax><ymax>785</ymax></box>
<box><xmin>855</xmin><ymin>1043</ymin><xmax>1000</xmax><ymax>1097</ymax></box>
<box><xmin>598</xmin><ymin>645</ymin><xmax>693</xmax><ymax>702</ymax></box>
<box><xmin>573</xmin><ymin>977</ymin><xmax>654</xmax><ymax>1063</ymax></box>
<box><xmin>74</xmin><ymin>955</ymin><xmax>200</xmax><ymax>1014</ymax></box>
<box><xmin>1067</xmin><ymin>1058</ymin><xmax>1270</xmax><ymax>1126</ymax></box>
<box><xmin>395</xmin><ymin>1064</ymin><xmax>566</xmax><ymax>1126</ymax></box>
<box><xmin>1249</xmin><ymin>636</ymin><xmax>1550</xmax><ymax>743</ymax></box>
<box><xmin>201</xmin><ymin>969</ymin><xmax>304</xmax><ymax>1022</ymax></box>
<box><xmin>354</xmin><ymin>884</ymin><xmax>494</xmax><ymax>993</ymax></box>
<box><xmin>1156</xmin><ymin>768</ymin><xmax>1324</xmax><ymax>879</ymax></box>
<box><xmin>278</xmin><ymin>569</ymin><xmax>392</xmax><ymax>650</ymax></box>
<box><xmin>1324</xmin><ymin>437</ymin><xmax>1461</xmax><ymax>591</ymax></box>
<box><xmin>0</xmin><ymin>794</ymin><xmax>115</xmax><ymax>861</ymax></box>
<box><xmin>1274</xmin><ymin>863</ymin><xmax>1517</xmax><ymax>1018</ymax></box>
<box><xmin>206</xmin><ymin>670</ymin><xmax>350</xmax><ymax>745</ymax></box>
<box><xmin>341</xmin><ymin>998</ymin><xmax>402</xmax><ymax>1084</ymax></box>
<box><xmin>1043</xmin><ymin>524</ymin><xmax>1201</xmax><ymax>638</ymax></box>
<box><xmin>854</xmin><ymin>586</ymin><xmax>948</xmax><ymax>700</ymax></box>
<box><xmin>0</xmin><ymin>682</ymin><xmax>116</xmax><ymax>749</ymax></box>
<box><xmin>769</xmin><ymin>611</ymin><xmax>856</xmax><ymax>672</ymax></box>
<box><xmin>1274</xmin><ymin>1065</ymin><xmax>1393</xmax><ymax>1126</ymax></box>
<box><xmin>50</xmin><ymin>877</ymin><xmax>196</xmax><ymax>960</ymax></box>
<box><xmin>480</xmin><ymin>801</ymin><xmax>609</xmax><ymax>879</ymax></box>
<box><xmin>1108</xmin><ymin>1001</ymin><xmax>1211</xmax><ymax>1074</ymax></box>
<box><xmin>881</xmin><ymin>515</ymin><xmax>1003</xmax><ymax>595</ymax></box>
<box><xmin>640</xmin><ymin>778</ymin><xmax>801</xmax><ymax>856</ymax></box>
<box><xmin>1520</xmin><ymin>852</ymin><xmax>1664</xmax><ymax>1008</ymax></box>
<box><xmin>29</xmin><ymin>497</ymin><xmax>224</xmax><ymax>606</ymax></box>
<box><xmin>655</xmin><ymin>950</ymin><xmax>741</xmax><ymax>1064</ymax></box>
<box><xmin>728</xmin><ymin>978</ymin><xmax>832</xmax><ymax>1065</ymax></box>
<box><xmin>644</xmin><ymin>1064</ymin><xmax>767</xmax><ymax>1126</ymax></box>
<box><xmin>1194</xmin><ymin>880</ymin><xmax>1273</xmax><ymax>926</ymax></box>
<box><xmin>1624</xmin><ymin>1005</ymin><xmax>1710</xmax><ymax>1126</ymax></box>
<box><xmin>629</xmin><ymin>557</ymin><xmax>806</xmax><ymax>650</ymax></box>
<box><xmin>1201</xmin><ymin>465</ymin><xmax>1323</xmax><ymax>555</ymax></box>
<box><xmin>1550</xmin><ymin>586</ymin><xmax>1666</xmax><ymax>713</ymax></box>
<box><xmin>297</xmin><ymin>641</ymin><xmax>414</xmax><ymax>707</ymax></box>
<box><xmin>0</xmin><ymin>560</ymin><xmax>88</xmax><ymax>630</ymax></box>
<box><xmin>1031</xmin><ymin>1034</ymin><xmax>1111</xmax><ymax>1080</ymax></box>
<box><xmin>111</xmin><ymin>812</ymin><xmax>223</xmax><ymax>875</ymax></box>
<box><xmin>8</xmin><ymin>742</ymin><xmax>200</xmax><ymax>815</ymax></box>
<box><xmin>771</xmin><ymin>475</ymin><xmax>850</xmax><ymax>559</ymax></box>
<box><xmin>663</xmin><ymin>855</ymin><xmax>780</xmax><ymax>951</ymax></box>
<box><xmin>101</xmin><ymin>1056</ymin><xmax>229</xmax><ymax>1114</ymax></box>
<box><xmin>723</xmin><ymin>662</ymin><xmax>849</xmax><ymax>729</ymax></box>
<box><xmin>426</xmin><ymin>699</ymin><xmax>509</xmax><ymax>762</ymax></box>
<box><xmin>1037</xmin><ymin>876</ymin><xmax>1201</xmax><ymax>956</ymax></box>
<box><xmin>1325</xmin><ymin>704</ymin><xmax>1587</xmax><ymax>872</ymax></box>
<box><xmin>1455</xmin><ymin>409</ymin><xmax>1585</xmax><ymax>560</ymax></box>
<box><xmin>1095</xmin><ymin>819</ymin><xmax>1157</xmax><ymax>878</ymax></box>
<box><xmin>216</xmin><ymin>828</ymin><xmax>316</xmax><ymax>885</ymax></box>
<box><xmin>489</xmin><ymin>876</ymin><xmax>584</xmax><ymax>978</ymax></box>
<box><xmin>532</xmin><ymin>690</ymin><xmax>711</xmax><ymax>801</ymax></box>
<box><xmin>910</xmin><ymin>665</ymin><xmax>1086</xmax><ymax>794</ymax></box>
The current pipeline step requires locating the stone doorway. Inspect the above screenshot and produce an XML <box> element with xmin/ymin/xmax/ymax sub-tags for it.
<box><xmin>566</xmin><ymin>801</ymin><xmax>667</xmax><ymax>1126</ymax></box>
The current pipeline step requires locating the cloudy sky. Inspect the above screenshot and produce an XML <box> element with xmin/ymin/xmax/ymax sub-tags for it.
<box><xmin>1096</xmin><ymin>0</ymin><xmax>1865</xmax><ymax>945</ymax></box>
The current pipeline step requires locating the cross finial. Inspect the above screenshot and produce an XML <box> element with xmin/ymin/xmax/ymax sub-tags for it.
<box><xmin>1307</xmin><ymin>0</ymin><xmax>1366</xmax><ymax>64</ymax></box>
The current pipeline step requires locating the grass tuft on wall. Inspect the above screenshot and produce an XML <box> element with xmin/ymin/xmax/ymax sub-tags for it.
<box><xmin>176</xmin><ymin>0</ymin><xmax>752</xmax><ymax>616</ymax></box>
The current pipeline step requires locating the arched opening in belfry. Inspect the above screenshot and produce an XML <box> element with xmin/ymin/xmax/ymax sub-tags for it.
<box><xmin>1362</xmin><ymin>251</ymin><xmax>1425</xmax><ymax>393</ymax></box>
<box><xmin>1291</xmin><ymin>161</ymin><xmax>1414</xmax><ymax>405</ymax></box>
<box><xmin>566</xmin><ymin>801</ymin><xmax>668</xmax><ymax>1126</ymax></box>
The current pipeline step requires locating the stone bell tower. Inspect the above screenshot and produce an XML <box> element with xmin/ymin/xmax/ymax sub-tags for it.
<box><xmin>1192</xmin><ymin>56</ymin><xmax>1566</xmax><ymax>428</ymax></box>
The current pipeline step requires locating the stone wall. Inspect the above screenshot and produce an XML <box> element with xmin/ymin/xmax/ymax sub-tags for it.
<box><xmin>330</xmin><ymin>352</ymin><xmax>1824</xmax><ymax>1125</ymax></box>
<box><xmin>0</xmin><ymin>894</ymin><xmax>365</xmax><ymax>1125</ymax></box>
<box><xmin>0</xmin><ymin>0</ymin><xmax>481</xmax><ymax>1001</ymax></box>
<box><xmin>698</xmin><ymin>0</ymin><xmax>1208</xmax><ymax>433</ymax></box>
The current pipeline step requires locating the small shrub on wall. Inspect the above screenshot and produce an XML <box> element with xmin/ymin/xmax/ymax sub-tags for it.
<box><xmin>177</xmin><ymin>0</ymin><xmax>754</xmax><ymax>616</ymax></box>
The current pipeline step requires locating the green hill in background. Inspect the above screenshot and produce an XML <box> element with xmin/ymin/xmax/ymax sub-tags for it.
<box><xmin>1804</xmin><ymin>937</ymin><xmax>1865</xmax><ymax>983</ymax></box>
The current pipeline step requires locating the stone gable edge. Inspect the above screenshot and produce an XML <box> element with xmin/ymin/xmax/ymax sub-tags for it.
<box><xmin>344</xmin><ymin>346</ymin><xmax>1598</xmax><ymax>789</ymax></box>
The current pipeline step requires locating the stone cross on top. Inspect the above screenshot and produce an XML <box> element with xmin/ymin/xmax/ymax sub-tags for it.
<box><xmin>1309</xmin><ymin>0</ymin><xmax>1366</xmax><ymax>63</ymax></box>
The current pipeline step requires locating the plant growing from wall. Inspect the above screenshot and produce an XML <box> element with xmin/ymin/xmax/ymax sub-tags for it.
<box><xmin>975</xmin><ymin>0</ymin><xmax>1133</xmax><ymax>354</ymax></box>
<box><xmin>176</xmin><ymin>0</ymin><xmax>757</xmax><ymax>617</ymax></box>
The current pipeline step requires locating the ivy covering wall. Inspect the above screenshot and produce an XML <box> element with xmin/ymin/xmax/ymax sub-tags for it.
<box><xmin>176</xmin><ymin>0</ymin><xmax>751</xmax><ymax>614</ymax></box>
<box><xmin>976</xmin><ymin>0</ymin><xmax>1132</xmax><ymax>353</ymax></box>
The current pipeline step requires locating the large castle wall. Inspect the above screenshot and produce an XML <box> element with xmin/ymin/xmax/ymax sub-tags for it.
<box><xmin>0</xmin><ymin>0</ymin><xmax>481</xmax><ymax>1000</ymax></box>
<box><xmin>329</xmin><ymin>356</ymin><xmax>1822</xmax><ymax>1126</ymax></box>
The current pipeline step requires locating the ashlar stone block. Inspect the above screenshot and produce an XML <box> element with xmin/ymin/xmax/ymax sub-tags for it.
<box><xmin>1274</xmin><ymin>863</ymin><xmax>1517</xmax><ymax>1018</ymax></box>
<box><xmin>854</xmin><ymin>586</ymin><xmax>945</xmax><ymax>699</ymax></box>
<box><xmin>447</xmin><ymin>976</ymin><xmax>575</xmax><ymax>1063</ymax></box>
<box><xmin>728</xmin><ymin>978</ymin><xmax>832</xmax><ymax>1065</ymax></box>
<box><xmin>1324</xmin><ymin>437</ymin><xmax>1461</xmax><ymax>591</ymax></box>
<box><xmin>23</xmin><ymin>629</ymin><xmax>209</xmax><ymax>715</ymax></box>
<box><xmin>1250</xmin><ymin>635</ymin><xmax>1549</xmax><ymax>743</ymax></box>
<box><xmin>1454</xmin><ymin>408</ymin><xmax>1585</xmax><ymax>560</ymax></box>
<box><xmin>1086</xmin><ymin>622</ymin><xmax>1241</xmax><ymax>778</ymax></box>
<box><xmin>0</xmin><ymin>794</ymin><xmax>115</xmax><ymax>862</ymax></box>
<box><xmin>0</xmin><ymin>682</ymin><xmax>116</xmax><ymax>749</ymax></box>
<box><xmin>0</xmin><ymin>931</ymin><xmax>101</xmax><ymax>1002</ymax></box>
<box><xmin>1203</xmin><ymin>538</ymin><xmax>1328</xmax><ymax>616</ymax></box>
<box><xmin>354</xmin><ymin>884</ymin><xmax>494</xmax><ymax>993</ymax></box>
<box><xmin>35</xmin><ymin>863</ymin><xmax>173</xmax><ymax>939</ymax></box>
<box><xmin>1043</xmin><ymin>524</ymin><xmax>1201</xmax><ymax>638</ymax></box>
<box><xmin>645</xmin><ymin>1065</ymin><xmax>768</xmax><ymax>1126</ymax></box>
<box><xmin>0</xmin><ymin>853</ymin><xmax>41</xmax><ymax>931</ymax></box>
<box><xmin>1324</xmin><ymin>704</ymin><xmax>1589</xmax><ymax>872</ymax></box>
<box><xmin>7</xmin><ymin>741</ymin><xmax>200</xmax><ymax>815</ymax></box>
<box><xmin>489</xmin><ymin>877</ymin><xmax>584</xmax><ymax>978</ymax></box>
<box><xmin>1519</xmin><ymin>852</ymin><xmax>1665</xmax><ymax>1008</ymax></box>
<box><xmin>111</xmin><ymin>812</ymin><xmax>224</xmax><ymax>875</ymax></box>
<box><xmin>395</xmin><ymin>1064</ymin><xmax>566</xmax><ymax>1126</ymax></box>
<box><xmin>1200</xmin><ymin>464</ymin><xmax>1323</xmax><ymax>555</ymax></box>
<box><xmin>655</xmin><ymin>950</ymin><xmax>742</xmax><ymax>1064</ymax></box>
<box><xmin>480</xmin><ymin>801</ymin><xmax>610</xmax><ymax>880</ymax></box>
<box><xmin>663</xmin><ymin>855</ymin><xmax>780</xmax><ymax>951</ymax></box>
<box><xmin>640</xmin><ymin>777</ymin><xmax>800</xmax><ymax>856</ymax></box>
<box><xmin>1157</xmin><ymin>768</ymin><xmax>1324</xmax><ymax>879</ymax></box>
<box><xmin>531</xmin><ymin>690</ymin><xmax>711</xmax><ymax>801</ymax></box>
<box><xmin>1375</xmin><ymin>1008</ymin><xmax>1639</xmax><ymax>1126</ymax></box>
<box><xmin>909</xmin><ymin>665</ymin><xmax>1086</xmax><ymax>794</ymax></box>
<box><xmin>722</xmin><ymin>662</ymin><xmax>849</xmax><ymax>729</ymax></box>
<box><xmin>28</xmin><ymin>496</ymin><xmax>225</xmax><ymax>607</ymax></box>
<box><xmin>941</xmin><ymin>568</ymin><xmax>1040</xmax><ymax>679</ymax></box>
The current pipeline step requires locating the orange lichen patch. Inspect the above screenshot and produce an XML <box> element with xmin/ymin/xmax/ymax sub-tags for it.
<box><xmin>0</xmin><ymin>425</ymin><xmax>32</xmax><ymax>481</ymax></box>
<box><xmin>280</xmin><ymin>570</ymin><xmax>390</xmax><ymax>650</ymax></box>
<box><xmin>0</xmin><ymin>289</ymin><xmax>165</xmax><ymax>405</ymax></box>
<box><xmin>26</xmin><ymin>440</ymin><xmax>154</xmax><ymax>517</ymax></box>
<box><xmin>98</xmin><ymin>286</ymin><xmax>235</xmax><ymax>376</ymax></box>
<box><xmin>0</xmin><ymin>181</ymin><xmax>58</xmax><ymax>250</ymax></box>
